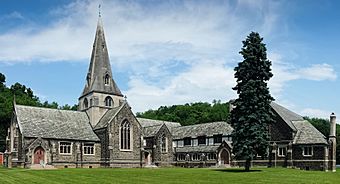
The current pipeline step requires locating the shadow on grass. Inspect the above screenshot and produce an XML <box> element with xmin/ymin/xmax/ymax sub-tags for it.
<box><xmin>213</xmin><ymin>169</ymin><xmax>263</xmax><ymax>173</ymax></box>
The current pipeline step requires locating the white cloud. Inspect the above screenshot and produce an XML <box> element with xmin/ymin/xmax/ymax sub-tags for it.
<box><xmin>125</xmin><ymin>62</ymin><xmax>236</xmax><ymax>112</ymax></box>
<box><xmin>0</xmin><ymin>1</ymin><xmax>245</xmax><ymax>64</ymax></box>
<box><xmin>0</xmin><ymin>0</ymin><xmax>337</xmax><ymax>114</ymax></box>
<box><xmin>298</xmin><ymin>64</ymin><xmax>337</xmax><ymax>81</ymax></box>
<box><xmin>268</xmin><ymin>52</ymin><xmax>337</xmax><ymax>98</ymax></box>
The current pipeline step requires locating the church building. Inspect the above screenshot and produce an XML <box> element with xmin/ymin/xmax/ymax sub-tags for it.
<box><xmin>5</xmin><ymin>15</ymin><xmax>336</xmax><ymax>171</ymax></box>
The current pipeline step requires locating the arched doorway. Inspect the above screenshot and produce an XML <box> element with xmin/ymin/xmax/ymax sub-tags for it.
<box><xmin>219</xmin><ymin>149</ymin><xmax>230</xmax><ymax>165</ymax></box>
<box><xmin>34</xmin><ymin>147</ymin><xmax>45</xmax><ymax>164</ymax></box>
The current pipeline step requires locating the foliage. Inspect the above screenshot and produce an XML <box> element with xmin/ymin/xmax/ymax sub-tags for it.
<box><xmin>136</xmin><ymin>100</ymin><xmax>229</xmax><ymax>126</ymax></box>
<box><xmin>1</xmin><ymin>167</ymin><xmax>340</xmax><ymax>184</ymax></box>
<box><xmin>230</xmin><ymin>32</ymin><xmax>274</xmax><ymax>171</ymax></box>
<box><xmin>0</xmin><ymin>73</ymin><xmax>77</xmax><ymax>152</ymax></box>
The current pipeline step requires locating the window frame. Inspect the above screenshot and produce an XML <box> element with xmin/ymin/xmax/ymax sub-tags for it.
<box><xmin>213</xmin><ymin>134</ymin><xmax>222</xmax><ymax>144</ymax></box>
<box><xmin>207</xmin><ymin>153</ymin><xmax>217</xmax><ymax>160</ymax></box>
<box><xmin>59</xmin><ymin>142</ymin><xmax>72</xmax><ymax>155</ymax></box>
<box><xmin>104</xmin><ymin>74</ymin><xmax>110</xmax><ymax>85</ymax></box>
<box><xmin>302</xmin><ymin>146</ymin><xmax>313</xmax><ymax>157</ymax></box>
<box><xmin>177</xmin><ymin>154</ymin><xmax>186</xmax><ymax>161</ymax></box>
<box><xmin>84</xmin><ymin>98</ymin><xmax>88</xmax><ymax>109</ymax></box>
<box><xmin>105</xmin><ymin>96</ymin><xmax>113</xmax><ymax>107</ymax></box>
<box><xmin>278</xmin><ymin>146</ymin><xmax>287</xmax><ymax>157</ymax></box>
<box><xmin>192</xmin><ymin>153</ymin><xmax>200</xmax><ymax>161</ymax></box>
<box><xmin>160</xmin><ymin>134</ymin><xmax>167</xmax><ymax>153</ymax></box>
<box><xmin>83</xmin><ymin>143</ymin><xmax>95</xmax><ymax>155</ymax></box>
<box><xmin>183</xmin><ymin>137</ymin><xmax>192</xmax><ymax>146</ymax></box>
<box><xmin>120</xmin><ymin>120</ymin><xmax>132</xmax><ymax>151</ymax></box>
<box><xmin>198</xmin><ymin>136</ymin><xmax>206</xmax><ymax>145</ymax></box>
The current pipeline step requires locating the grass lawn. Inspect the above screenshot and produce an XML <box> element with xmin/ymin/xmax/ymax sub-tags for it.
<box><xmin>0</xmin><ymin>167</ymin><xmax>339</xmax><ymax>184</ymax></box>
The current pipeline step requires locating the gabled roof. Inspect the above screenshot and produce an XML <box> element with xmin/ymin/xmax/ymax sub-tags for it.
<box><xmin>81</xmin><ymin>17</ymin><xmax>122</xmax><ymax>98</ymax></box>
<box><xmin>94</xmin><ymin>102</ymin><xmax>126</xmax><ymax>130</ymax></box>
<box><xmin>292</xmin><ymin>120</ymin><xmax>328</xmax><ymax>145</ymax></box>
<box><xmin>15</xmin><ymin>105</ymin><xmax>99</xmax><ymax>141</ymax></box>
<box><xmin>137</xmin><ymin>118</ymin><xmax>181</xmax><ymax>129</ymax></box>
<box><xmin>271</xmin><ymin>102</ymin><xmax>303</xmax><ymax>131</ymax></box>
<box><xmin>172</xmin><ymin>121</ymin><xmax>233</xmax><ymax>140</ymax></box>
<box><xmin>143</xmin><ymin>124</ymin><xmax>163</xmax><ymax>137</ymax></box>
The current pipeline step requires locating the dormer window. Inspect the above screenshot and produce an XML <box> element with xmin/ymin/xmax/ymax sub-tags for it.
<box><xmin>104</xmin><ymin>74</ymin><xmax>110</xmax><ymax>85</ymax></box>
<box><xmin>105</xmin><ymin>96</ymin><xmax>113</xmax><ymax>107</ymax></box>
<box><xmin>84</xmin><ymin>98</ymin><xmax>88</xmax><ymax>109</ymax></box>
<box><xmin>86</xmin><ymin>74</ymin><xmax>91</xmax><ymax>86</ymax></box>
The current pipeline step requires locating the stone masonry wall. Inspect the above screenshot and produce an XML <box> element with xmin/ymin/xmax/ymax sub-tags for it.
<box><xmin>153</xmin><ymin>125</ymin><xmax>173</xmax><ymax>166</ymax></box>
<box><xmin>108</xmin><ymin>104</ymin><xmax>142</xmax><ymax>167</ymax></box>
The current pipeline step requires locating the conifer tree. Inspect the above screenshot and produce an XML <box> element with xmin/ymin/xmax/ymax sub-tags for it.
<box><xmin>230</xmin><ymin>32</ymin><xmax>274</xmax><ymax>171</ymax></box>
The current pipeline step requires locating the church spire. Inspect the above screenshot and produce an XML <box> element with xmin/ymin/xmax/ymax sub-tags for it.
<box><xmin>80</xmin><ymin>15</ymin><xmax>123</xmax><ymax>98</ymax></box>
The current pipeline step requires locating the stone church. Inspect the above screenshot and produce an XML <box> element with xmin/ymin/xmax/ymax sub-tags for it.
<box><xmin>5</xmin><ymin>16</ymin><xmax>337</xmax><ymax>171</ymax></box>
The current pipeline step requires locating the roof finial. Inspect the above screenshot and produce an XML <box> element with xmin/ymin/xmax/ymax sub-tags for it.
<box><xmin>98</xmin><ymin>4</ymin><xmax>101</xmax><ymax>17</ymax></box>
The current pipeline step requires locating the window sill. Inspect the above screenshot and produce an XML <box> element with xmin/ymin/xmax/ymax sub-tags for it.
<box><xmin>59</xmin><ymin>153</ymin><xmax>72</xmax><ymax>155</ymax></box>
<box><xmin>302</xmin><ymin>155</ymin><xmax>313</xmax><ymax>157</ymax></box>
<box><xmin>84</xmin><ymin>154</ymin><xmax>95</xmax><ymax>156</ymax></box>
<box><xmin>120</xmin><ymin>149</ymin><xmax>133</xmax><ymax>152</ymax></box>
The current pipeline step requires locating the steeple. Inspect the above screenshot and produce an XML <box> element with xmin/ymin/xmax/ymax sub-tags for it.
<box><xmin>81</xmin><ymin>16</ymin><xmax>123</xmax><ymax>98</ymax></box>
<box><xmin>78</xmin><ymin>14</ymin><xmax>125</xmax><ymax>127</ymax></box>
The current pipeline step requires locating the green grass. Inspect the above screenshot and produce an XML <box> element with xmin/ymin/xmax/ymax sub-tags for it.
<box><xmin>0</xmin><ymin>167</ymin><xmax>339</xmax><ymax>184</ymax></box>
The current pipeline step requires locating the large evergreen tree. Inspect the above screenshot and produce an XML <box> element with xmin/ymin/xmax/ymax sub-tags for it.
<box><xmin>230</xmin><ymin>32</ymin><xmax>274</xmax><ymax>171</ymax></box>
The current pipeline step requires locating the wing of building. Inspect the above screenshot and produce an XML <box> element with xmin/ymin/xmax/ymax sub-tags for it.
<box><xmin>4</xmin><ymin>14</ymin><xmax>336</xmax><ymax>171</ymax></box>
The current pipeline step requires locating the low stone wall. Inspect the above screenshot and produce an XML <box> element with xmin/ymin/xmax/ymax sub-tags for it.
<box><xmin>293</xmin><ymin>161</ymin><xmax>326</xmax><ymax>171</ymax></box>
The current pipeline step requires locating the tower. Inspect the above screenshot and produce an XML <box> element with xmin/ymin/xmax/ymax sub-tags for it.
<box><xmin>78</xmin><ymin>16</ymin><xmax>124</xmax><ymax>127</ymax></box>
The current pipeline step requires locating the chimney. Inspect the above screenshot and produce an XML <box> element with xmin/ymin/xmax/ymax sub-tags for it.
<box><xmin>330</xmin><ymin>113</ymin><xmax>336</xmax><ymax>138</ymax></box>
<box><xmin>329</xmin><ymin>112</ymin><xmax>336</xmax><ymax>172</ymax></box>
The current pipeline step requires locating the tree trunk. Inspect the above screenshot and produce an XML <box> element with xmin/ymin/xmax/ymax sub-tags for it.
<box><xmin>245</xmin><ymin>158</ymin><xmax>251</xmax><ymax>172</ymax></box>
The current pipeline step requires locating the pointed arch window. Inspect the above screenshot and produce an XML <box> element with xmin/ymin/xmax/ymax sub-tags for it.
<box><xmin>120</xmin><ymin>120</ymin><xmax>131</xmax><ymax>150</ymax></box>
<box><xmin>161</xmin><ymin>134</ymin><xmax>167</xmax><ymax>153</ymax></box>
<box><xmin>105</xmin><ymin>96</ymin><xmax>113</xmax><ymax>107</ymax></box>
<box><xmin>104</xmin><ymin>74</ymin><xmax>110</xmax><ymax>85</ymax></box>
<box><xmin>84</xmin><ymin>98</ymin><xmax>88</xmax><ymax>109</ymax></box>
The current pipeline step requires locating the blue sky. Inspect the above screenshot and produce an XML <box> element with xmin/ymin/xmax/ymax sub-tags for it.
<box><xmin>0</xmin><ymin>0</ymin><xmax>339</xmax><ymax>118</ymax></box>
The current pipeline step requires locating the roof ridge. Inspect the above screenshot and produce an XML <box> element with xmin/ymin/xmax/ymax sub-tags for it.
<box><xmin>143</xmin><ymin>124</ymin><xmax>164</xmax><ymax>128</ymax></box>
<box><xmin>137</xmin><ymin>117</ymin><xmax>179</xmax><ymax>123</ymax></box>
<box><xmin>94</xmin><ymin>102</ymin><xmax>127</xmax><ymax>130</ymax></box>
<box><xmin>15</xmin><ymin>104</ymin><xmax>82</xmax><ymax>113</ymax></box>
<box><xmin>173</xmin><ymin>121</ymin><xmax>228</xmax><ymax>128</ymax></box>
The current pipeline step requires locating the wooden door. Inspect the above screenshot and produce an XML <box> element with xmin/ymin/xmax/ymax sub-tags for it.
<box><xmin>34</xmin><ymin>147</ymin><xmax>45</xmax><ymax>164</ymax></box>
<box><xmin>221</xmin><ymin>149</ymin><xmax>230</xmax><ymax>165</ymax></box>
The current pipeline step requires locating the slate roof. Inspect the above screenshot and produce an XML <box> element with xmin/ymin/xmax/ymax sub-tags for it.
<box><xmin>175</xmin><ymin>145</ymin><xmax>220</xmax><ymax>153</ymax></box>
<box><xmin>271</xmin><ymin>102</ymin><xmax>303</xmax><ymax>131</ymax></box>
<box><xmin>15</xmin><ymin>105</ymin><xmax>99</xmax><ymax>141</ymax></box>
<box><xmin>94</xmin><ymin>103</ymin><xmax>125</xmax><ymax>130</ymax></box>
<box><xmin>143</xmin><ymin>125</ymin><xmax>163</xmax><ymax>137</ymax></box>
<box><xmin>292</xmin><ymin>120</ymin><xmax>328</xmax><ymax>145</ymax></box>
<box><xmin>138</xmin><ymin>118</ymin><xmax>181</xmax><ymax>128</ymax></box>
<box><xmin>270</xmin><ymin>102</ymin><xmax>327</xmax><ymax>145</ymax></box>
<box><xmin>172</xmin><ymin>122</ymin><xmax>233</xmax><ymax>140</ymax></box>
<box><xmin>81</xmin><ymin>17</ymin><xmax>122</xmax><ymax>97</ymax></box>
